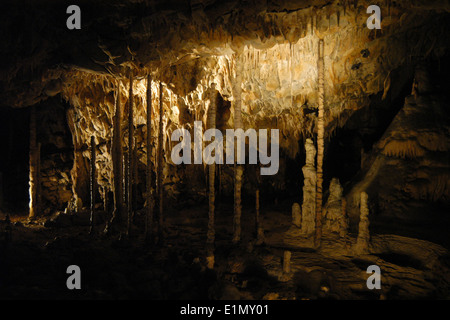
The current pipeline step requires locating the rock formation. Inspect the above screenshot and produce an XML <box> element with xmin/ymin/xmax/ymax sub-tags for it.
<box><xmin>301</xmin><ymin>138</ymin><xmax>316</xmax><ymax>236</ymax></box>
<box><xmin>323</xmin><ymin>178</ymin><xmax>348</xmax><ymax>237</ymax></box>
<box><xmin>292</xmin><ymin>202</ymin><xmax>301</xmax><ymax>228</ymax></box>
<box><xmin>355</xmin><ymin>192</ymin><xmax>370</xmax><ymax>254</ymax></box>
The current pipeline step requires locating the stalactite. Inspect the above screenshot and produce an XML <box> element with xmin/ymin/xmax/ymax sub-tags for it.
<box><xmin>232</xmin><ymin>56</ymin><xmax>243</xmax><ymax>244</ymax></box>
<box><xmin>145</xmin><ymin>74</ymin><xmax>154</xmax><ymax>241</ymax></box>
<box><xmin>206</xmin><ymin>83</ymin><xmax>217</xmax><ymax>269</ymax></box>
<box><xmin>89</xmin><ymin>135</ymin><xmax>96</xmax><ymax>235</ymax></box>
<box><xmin>28</xmin><ymin>106</ymin><xmax>38</xmax><ymax>220</ymax></box>
<box><xmin>157</xmin><ymin>81</ymin><xmax>164</xmax><ymax>242</ymax></box>
<box><xmin>315</xmin><ymin>39</ymin><xmax>325</xmax><ymax>247</ymax></box>
<box><xmin>127</xmin><ymin>71</ymin><xmax>134</xmax><ymax>236</ymax></box>
<box><xmin>107</xmin><ymin>82</ymin><xmax>124</xmax><ymax>233</ymax></box>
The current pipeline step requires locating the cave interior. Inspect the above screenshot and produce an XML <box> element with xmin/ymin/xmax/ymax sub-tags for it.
<box><xmin>0</xmin><ymin>0</ymin><xmax>449</xmax><ymax>300</ymax></box>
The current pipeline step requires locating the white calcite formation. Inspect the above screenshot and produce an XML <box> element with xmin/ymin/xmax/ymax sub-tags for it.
<box><xmin>323</xmin><ymin>178</ymin><xmax>348</xmax><ymax>237</ymax></box>
<box><xmin>301</xmin><ymin>138</ymin><xmax>316</xmax><ymax>236</ymax></box>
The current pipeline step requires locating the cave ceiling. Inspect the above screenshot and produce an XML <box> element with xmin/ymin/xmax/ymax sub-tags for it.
<box><xmin>1</xmin><ymin>0</ymin><xmax>449</xmax><ymax>140</ymax></box>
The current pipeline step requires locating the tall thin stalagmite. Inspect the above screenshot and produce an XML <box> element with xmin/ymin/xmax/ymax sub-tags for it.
<box><xmin>108</xmin><ymin>82</ymin><xmax>124</xmax><ymax>232</ymax></box>
<box><xmin>206</xmin><ymin>83</ymin><xmax>217</xmax><ymax>269</ymax></box>
<box><xmin>90</xmin><ymin>135</ymin><xmax>96</xmax><ymax>234</ymax></box>
<box><xmin>127</xmin><ymin>71</ymin><xmax>134</xmax><ymax>235</ymax></box>
<box><xmin>315</xmin><ymin>39</ymin><xmax>325</xmax><ymax>246</ymax></box>
<box><xmin>36</xmin><ymin>143</ymin><xmax>41</xmax><ymax>216</ymax></box>
<box><xmin>145</xmin><ymin>74</ymin><xmax>154</xmax><ymax>240</ymax></box>
<box><xmin>232</xmin><ymin>57</ymin><xmax>244</xmax><ymax>244</ymax></box>
<box><xmin>157</xmin><ymin>81</ymin><xmax>164</xmax><ymax>241</ymax></box>
<box><xmin>28</xmin><ymin>106</ymin><xmax>38</xmax><ymax>220</ymax></box>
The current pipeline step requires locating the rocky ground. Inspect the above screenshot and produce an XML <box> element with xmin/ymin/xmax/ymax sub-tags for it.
<box><xmin>1</xmin><ymin>200</ymin><xmax>449</xmax><ymax>300</ymax></box>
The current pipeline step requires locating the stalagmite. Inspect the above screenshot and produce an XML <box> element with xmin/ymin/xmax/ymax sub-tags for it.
<box><xmin>28</xmin><ymin>106</ymin><xmax>38</xmax><ymax>220</ymax></box>
<box><xmin>355</xmin><ymin>192</ymin><xmax>370</xmax><ymax>254</ymax></box>
<box><xmin>107</xmin><ymin>83</ymin><xmax>124</xmax><ymax>232</ymax></box>
<box><xmin>315</xmin><ymin>39</ymin><xmax>325</xmax><ymax>246</ymax></box>
<box><xmin>292</xmin><ymin>202</ymin><xmax>301</xmax><ymax>228</ymax></box>
<box><xmin>301</xmin><ymin>138</ymin><xmax>316</xmax><ymax>236</ymax></box>
<box><xmin>89</xmin><ymin>135</ymin><xmax>96</xmax><ymax>235</ymax></box>
<box><xmin>232</xmin><ymin>57</ymin><xmax>244</xmax><ymax>244</ymax></box>
<box><xmin>127</xmin><ymin>71</ymin><xmax>134</xmax><ymax>236</ymax></box>
<box><xmin>283</xmin><ymin>251</ymin><xmax>291</xmax><ymax>274</ymax></box>
<box><xmin>36</xmin><ymin>143</ymin><xmax>41</xmax><ymax>216</ymax></box>
<box><xmin>68</xmin><ymin>124</ymin><xmax>89</xmax><ymax>213</ymax></box>
<box><xmin>206</xmin><ymin>83</ymin><xmax>217</xmax><ymax>269</ymax></box>
<box><xmin>323</xmin><ymin>178</ymin><xmax>348</xmax><ymax>237</ymax></box>
<box><xmin>123</xmin><ymin>152</ymin><xmax>128</xmax><ymax>207</ymax></box>
<box><xmin>157</xmin><ymin>81</ymin><xmax>164</xmax><ymax>241</ymax></box>
<box><xmin>0</xmin><ymin>172</ymin><xmax>3</xmax><ymax>210</ymax></box>
<box><xmin>133</xmin><ymin>139</ymin><xmax>138</xmax><ymax>217</ymax></box>
<box><xmin>102</xmin><ymin>186</ymin><xmax>109</xmax><ymax>213</ymax></box>
<box><xmin>145</xmin><ymin>74</ymin><xmax>154</xmax><ymax>241</ymax></box>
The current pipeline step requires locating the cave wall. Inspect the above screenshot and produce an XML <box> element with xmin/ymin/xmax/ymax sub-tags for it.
<box><xmin>38</xmin><ymin>99</ymin><xmax>74</xmax><ymax>212</ymax></box>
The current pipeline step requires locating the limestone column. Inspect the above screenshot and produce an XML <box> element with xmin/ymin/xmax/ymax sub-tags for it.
<box><xmin>67</xmin><ymin>108</ymin><xmax>89</xmax><ymax>213</ymax></box>
<box><xmin>109</xmin><ymin>83</ymin><xmax>125</xmax><ymax>230</ymax></box>
<box><xmin>157</xmin><ymin>81</ymin><xmax>164</xmax><ymax>241</ymax></box>
<box><xmin>127</xmin><ymin>71</ymin><xmax>134</xmax><ymax>235</ymax></box>
<box><xmin>355</xmin><ymin>192</ymin><xmax>370</xmax><ymax>254</ymax></box>
<box><xmin>232</xmin><ymin>57</ymin><xmax>244</xmax><ymax>244</ymax></box>
<box><xmin>28</xmin><ymin>106</ymin><xmax>38</xmax><ymax>220</ymax></box>
<box><xmin>206</xmin><ymin>83</ymin><xmax>217</xmax><ymax>269</ymax></box>
<box><xmin>315</xmin><ymin>39</ymin><xmax>325</xmax><ymax>246</ymax></box>
<box><xmin>89</xmin><ymin>136</ymin><xmax>96</xmax><ymax>234</ymax></box>
<box><xmin>145</xmin><ymin>74</ymin><xmax>154</xmax><ymax>240</ymax></box>
<box><xmin>301</xmin><ymin>138</ymin><xmax>316</xmax><ymax>236</ymax></box>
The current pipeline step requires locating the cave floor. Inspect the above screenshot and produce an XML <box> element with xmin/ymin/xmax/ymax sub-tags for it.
<box><xmin>1</xmin><ymin>201</ymin><xmax>449</xmax><ymax>300</ymax></box>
